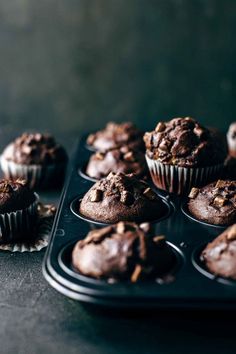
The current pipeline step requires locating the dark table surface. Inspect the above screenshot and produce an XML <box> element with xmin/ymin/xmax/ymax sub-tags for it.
<box><xmin>0</xmin><ymin>129</ymin><xmax>235</xmax><ymax>354</ymax></box>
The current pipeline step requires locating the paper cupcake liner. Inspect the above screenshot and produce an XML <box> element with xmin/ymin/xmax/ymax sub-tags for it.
<box><xmin>0</xmin><ymin>193</ymin><xmax>39</xmax><ymax>243</ymax></box>
<box><xmin>0</xmin><ymin>203</ymin><xmax>56</xmax><ymax>252</ymax></box>
<box><xmin>0</xmin><ymin>155</ymin><xmax>66</xmax><ymax>189</ymax></box>
<box><xmin>146</xmin><ymin>155</ymin><xmax>224</xmax><ymax>195</ymax></box>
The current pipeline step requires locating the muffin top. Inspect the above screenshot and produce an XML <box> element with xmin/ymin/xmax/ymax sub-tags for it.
<box><xmin>72</xmin><ymin>222</ymin><xmax>174</xmax><ymax>281</ymax></box>
<box><xmin>144</xmin><ymin>117</ymin><xmax>227</xmax><ymax>167</ymax></box>
<box><xmin>79</xmin><ymin>172</ymin><xmax>167</xmax><ymax>223</ymax></box>
<box><xmin>86</xmin><ymin>122</ymin><xmax>144</xmax><ymax>151</ymax></box>
<box><xmin>201</xmin><ymin>224</ymin><xmax>236</xmax><ymax>280</ymax></box>
<box><xmin>188</xmin><ymin>180</ymin><xmax>236</xmax><ymax>226</ymax></box>
<box><xmin>227</xmin><ymin>122</ymin><xmax>236</xmax><ymax>158</ymax></box>
<box><xmin>2</xmin><ymin>133</ymin><xmax>68</xmax><ymax>165</ymax></box>
<box><xmin>85</xmin><ymin>146</ymin><xmax>148</xmax><ymax>180</ymax></box>
<box><xmin>0</xmin><ymin>179</ymin><xmax>36</xmax><ymax>213</ymax></box>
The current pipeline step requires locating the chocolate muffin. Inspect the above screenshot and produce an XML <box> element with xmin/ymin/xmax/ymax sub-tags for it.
<box><xmin>201</xmin><ymin>224</ymin><xmax>236</xmax><ymax>280</ymax></box>
<box><xmin>72</xmin><ymin>222</ymin><xmax>175</xmax><ymax>281</ymax></box>
<box><xmin>86</xmin><ymin>122</ymin><xmax>144</xmax><ymax>151</ymax></box>
<box><xmin>79</xmin><ymin>172</ymin><xmax>167</xmax><ymax>223</ymax></box>
<box><xmin>1</xmin><ymin>133</ymin><xmax>68</xmax><ymax>188</ymax></box>
<box><xmin>0</xmin><ymin>179</ymin><xmax>38</xmax><ymax>243</ymax></box>
<box><xmin>225</xmin><ymin>123</ymin><xmax>236</xmax><ymax>179</ymax></box>
<box><xmin>188</xmin><ymin>180</ymin><xmax>236</xmax><ymax>226</ymax></box>
<box><xmin>227</xmin><ymin>123</ymin><xmax>236</xmax><ymax>158</ymax></box>
<box><xmin>85</xmin><ymin>146</ymin><xmax>148</xmax><ymax>180</ymax></box>
<box><xmin>144</xmin><ymin>117</ymin><xmax>227</xmax><ymax>194</ymax></box>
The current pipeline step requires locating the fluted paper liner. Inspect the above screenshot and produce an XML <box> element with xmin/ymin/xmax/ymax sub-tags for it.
<box><xmin>0</xmin><ymin>203</ymin><xmax>56</xmax><ymax>253</ymax></box>
<box><xmin>146</xmin><ymin>155</ymin><xmax>224</xmax><ymax>195</ymax></box>
<box><xmin>0</xmin><ymin>155</ymin><xmax>65</xmax><ymax>189</ymax></box>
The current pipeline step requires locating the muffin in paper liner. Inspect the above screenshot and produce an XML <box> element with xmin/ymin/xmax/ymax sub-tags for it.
<box><xmin>0</xmin><ymin>192</ymin><xmax>39</xmax><ymax>244</ymax></box>
<box><xmin>0</xmin><ymin>155</ymin><xmax>66</xmax><ymax>189</ymax></box>
<box><xmin>146</xmin><ymin>155</ymin><xmax>224</xmax><ymax>195</ymax></box>
<box><xmin>0</xmin><ymin>203</ymin><xmax>56</xmax><ymax>252</ymax></box>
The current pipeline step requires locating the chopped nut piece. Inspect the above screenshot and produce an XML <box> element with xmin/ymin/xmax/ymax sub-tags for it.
<box><xmin>213</xmin><ymin>195</ymin><xmax>228</xmax><ymax>208</ymax></box>
<box><xmin>116</xmin><ymin>222</ymin><xmax>126</xmax><ymax>234</ymax></box>
<box><xmin>143</xmin><ymin>187</ymin><xmax>156</xmax><ymax>200</ymax></box>
<box><xmin>215</xmin><ymin>180</ymin><xmax>225</xmax><ymax>188</ymax></box>
<box><xmin>131</xmin><ymin>264</ymin><xmax>143</xmax><ymax>282</ymax></box>
<box><xmin>227</xmin><ymin>225</ymin><xmax>236</xmax><ymax>240</ymax></box>
<box><xmin>90</xmin><ymin>189</ymin><xmax>103</xmax><ymax>202</ymax></box>
<box><xmin>123</xmin><ymin>151</ymin><xmax>135</xmax><ymax>162</ymax></box>
<box><xmin>95</xmin><ymin>152</ymin><xmax>104</xmax><ymax>160</ymax></box>
<box><xmin>188</xmin><ymin>187</ymin><xmax>199</xmax><ymax>199</ymax></box>
<box><xmin>120</xmin><ymin>191</ymin><xmax>134</xmax><ymax>205</ymax></box>
<box><xmin>155</xmin><ymin>122</ymin><xmax>166</xmax><ymax>133</ymax></box>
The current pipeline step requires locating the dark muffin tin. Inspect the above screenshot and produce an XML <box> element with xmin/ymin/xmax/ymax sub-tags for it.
<box><xmin>43</xmin><ymin>136</ymin><xmax>236</xmax><ymax>309</ymax></box>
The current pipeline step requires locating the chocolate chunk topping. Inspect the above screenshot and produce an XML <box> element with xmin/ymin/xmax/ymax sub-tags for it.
<box><xmin>95</xmin><ymin>152</ymin><xmax>104</xmax><ymax>160</ymax></box>
<box><xmin>2</xmin><ymin>133</ymin><xmax>67</xmax><ymax>165</ymax></box>
<box><xmin>90</xmin><ymin>189</ymin><xmax>103</xmax><ymax>202</ymax></box>
<box><xmin>123</xmin><ymin>151</ymin><xmax>135</xmax><ymax>162</ymax></box>
<box><xmin>153</xmin><ymin>235</ymin><xmax>166</xmax><ymax>244</ymax></box>
<box><xmin>227</xmin><ymin>224</ymin><xmax>236</xmax><ymax>240</ymax></box>
<box><xmin>143</xmin><ymin>187</ymin><xmax>157</xmax><ymax>200</ymax></box>
<box><xmin>0</xmin><ymin>179</ymin><xmax>36</xmax><ymax>213</ymax></box>
<box><xmin>188</xmin><ymin>180</ymin><xmax>236</xmax><ymax>226</ymax></box>
<box><xmin>212</xmin><ymin>195</ymin><xmax>228</xmax><ymax>208</ymax></box>
<box><xmin>86</xmin><ymin>122</ymin><xmax>144</xmax><ymax>151</ymax></box>
<box><xmin>131</xmin><ymin>264</ymin><xmax>143</xmax><ymax>282</ymax></box>
<box><xmin>155</xmin><ymin>122</ymin><xmax>166</xmax><ymax>133</ymax></box>
<box><xmin>188</xmin><ymin>187</ymin><xmax>199</xmax><ymax>199</ymax></box>
<box><xmin>86</xmin><ymin>146</ymin><xmax>148</xmax><ymax>180</ymax></box>
<box><xmin>72</xmin><ymin>221</ymin><xmax>175</xmax><ymax>282</ymax></box>
<box><xmin>80</xmin><ymin>172</ymin><xmax>166</xmax><ymax>223</ymax></box>
<box><xmin>120</xmin><ymin>190</ymin><xmax>134</xmax><ymax>205</ymax></box>
<box><xmin>144</xmin><ymin>117</ymin><xmax>227</xmax><ymax>167</ymax></box>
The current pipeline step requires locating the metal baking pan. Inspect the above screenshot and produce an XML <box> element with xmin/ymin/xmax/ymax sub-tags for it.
<box><xmin>42</xmin><ymin>136</ymin><xmax>236</xmax><ymax>309</ymax></box>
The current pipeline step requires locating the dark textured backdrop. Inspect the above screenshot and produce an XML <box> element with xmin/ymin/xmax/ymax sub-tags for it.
<box><xmin>0</xmin><ymin>0</ymin><xmax>235</xmax><ymax>142</ymax></box>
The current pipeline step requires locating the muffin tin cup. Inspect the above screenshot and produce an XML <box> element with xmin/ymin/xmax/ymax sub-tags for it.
<box><xmin>192</xmin><ymin>244</ymin><xmax>236</xmax><ymax>287</ymax></box>
<box><xmin>181</xmin><ymin>200</ymin><xmax>228</xmax><ymax>230</ymax></box>
<box><xmin>70</xmin><ymin>194</ymin><xmax>175</xmax><ymax>226</ymax></box>
<box><xmin>58</xmin><ymin>240</ymin><xmax>184</xmax><ymax>285</ymax></box>
<box><xmin>0</xmin><ymin>193</ymin><xmax>39</xmax><ymax>243</ymax></box>
<box><xmin>42</xmin><ymin>136</ymin><xmax>236</xmax><ymax>309</ymax></box>
<box><xmin>145</xmin><ymin>155</ymin><xmax>224</xmax><ymax>195</ymax></box>
<box><xmin>0</xmin><ymin>156</ymin><xmax>66</xmax><ymax>189</ymax></box>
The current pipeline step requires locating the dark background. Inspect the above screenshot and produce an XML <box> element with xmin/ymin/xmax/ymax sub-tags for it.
<box><xmin>0</xmin><ymin>2</ymin><xmax>235</xmax><ymax>353</ymax></box>
<box><xmin>0</xmin><ymin>0</ymin><xmax>235</xmax><ymax>143</ymax></box>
